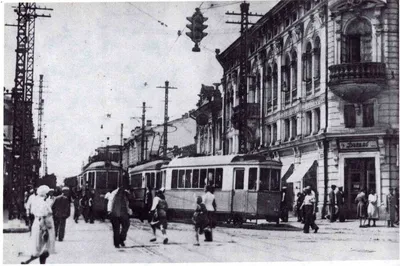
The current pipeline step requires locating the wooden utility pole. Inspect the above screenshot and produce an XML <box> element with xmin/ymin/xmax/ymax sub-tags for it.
<box><xmin>157</xmin><ymin>81</ymin><xmax>177</xmax><ymax>157</ymax></box>
<box><xmin>138</xmin><ymin>102</ymin><xmax>152</xmax><ymax>162</ymax></box>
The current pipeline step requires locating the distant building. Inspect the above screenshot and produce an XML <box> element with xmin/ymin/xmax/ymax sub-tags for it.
<box><xmin>216</xmin><ymin>0</ymin><xmax>399</xmax><ymax>218</ymax></box>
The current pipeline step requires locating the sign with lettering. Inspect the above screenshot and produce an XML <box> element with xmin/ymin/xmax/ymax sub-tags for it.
<box><xmin>338</xmin><ymin>140</ymin><xmax>378</xmax><ymax>151</ymax></box>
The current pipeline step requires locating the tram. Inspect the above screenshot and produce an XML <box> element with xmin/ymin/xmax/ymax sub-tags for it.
<box><xmin>128</xmin><ymin>154</ymin><xmax>282</xmax><ymax>224</ymax></box>
<box><xmin>77</xmin><ymin>160</ymin><xmax>123</xmax><ymax>217</ymax></box>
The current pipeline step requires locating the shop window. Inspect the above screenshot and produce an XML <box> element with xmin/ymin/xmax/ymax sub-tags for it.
<box><xmin>291</xmin><ymin>116</ymin><xmax>297</xmax><ymax>139</ymax></box>
<box><xmin>235</xmin><ymin>169</ymin><xmax>245</xmax><ymax>190</ymax></box>
<box><xmin>363</xmin><ymin>103</ymin><xmax>374</xmax><ymax>127</ymax></box>
<box><xmin>215</xmin><ymin>168</ymin><xmax>223</xmax><ymax>188</ymax></box>
<box><xmin>171</xmin><ymin>170</ymin><xmax>178</xmax><ymax>188</ymax></box>
<box><xmin>284</xmin><ymin>119</ymin><xmax>290</xmax><ymax>141</ymax></box>
<box><xmin>344</xmin><ymin>104</ymin><xmax>356</xmax><ymax>128</ymax></box>
<box><xmin>249</xmin><ymin>168</ymin><xmax>258</xmax><ymax>191</ymax></box>
<box><xmin>341</xmin><ymin>18</ymin><xmax>372</xmax><ymax>63</ymax></box>
<box><xmin>259</xmin><ymin>168</ymin><xmax>270</xmax><ymax>191</ymax></box>
<box><xmin>305</xmin><ymin>111</ymin><xmax>312</xmax><ymax>136</ymax></box>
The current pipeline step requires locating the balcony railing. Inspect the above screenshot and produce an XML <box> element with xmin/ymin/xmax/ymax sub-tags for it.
<box><xmin>329</xmin><ymin>62</ymin><xmax>386</xmax><ymax>85</ymax></box>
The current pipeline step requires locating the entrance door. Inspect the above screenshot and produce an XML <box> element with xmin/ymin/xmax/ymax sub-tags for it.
<box><xmin>232</xmin><ymin>168</ymin><xmax>246</xmax><ymax>214</ymax></box>
<box><xmin>344</xmin><ymin>158</ymin><xmax>375</xmax><ymax>218</ymax></box>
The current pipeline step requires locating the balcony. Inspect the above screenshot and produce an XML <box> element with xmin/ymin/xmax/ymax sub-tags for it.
<box><xmin>328</xmin><ymin>62</ymin><xmax>386</xmax><ymax>103</ymax></box>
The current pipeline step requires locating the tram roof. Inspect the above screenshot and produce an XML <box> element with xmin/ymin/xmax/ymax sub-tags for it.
<box><xmin>167</xmin><ymin>154</ymin><xmax>281</xmax><ymax>168</ymax></box>
<box><xmin>129</xmin><ymin>159</ymin><xmax>170</xmax><ymax>173</ymax></box>
<box><xmin>85</xmin><ymin>161</ymin><xmax>120</xmax><ymax>171</ymax></box>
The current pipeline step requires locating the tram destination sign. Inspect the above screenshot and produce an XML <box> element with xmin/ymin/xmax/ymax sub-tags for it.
<box><xmin>338</xmin><ymin>140</ymin><xmax>378</xmax><ymax>151</ymax></box>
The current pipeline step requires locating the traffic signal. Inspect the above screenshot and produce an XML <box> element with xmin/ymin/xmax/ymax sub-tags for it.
<box><xmin>186</xmin><ymin>8</ymin><xmax>208</xmax><ymax>52</ymax></box>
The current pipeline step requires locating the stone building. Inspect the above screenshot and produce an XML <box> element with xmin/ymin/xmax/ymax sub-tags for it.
<box><xmin>216</xmin><ymin>0</ymin><xmax>398</xmax><ymax>218</ymax></box>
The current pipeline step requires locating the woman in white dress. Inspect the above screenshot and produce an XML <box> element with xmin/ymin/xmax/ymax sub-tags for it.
<box><xmin>22</xmin><ymin>185</ymin><xmax>56</xmax><ymax>264</ymax></box>
<box><xmin>367</xmin><ymin>189</ymin><xmax>379</xmax><ymax>227</ymax></box>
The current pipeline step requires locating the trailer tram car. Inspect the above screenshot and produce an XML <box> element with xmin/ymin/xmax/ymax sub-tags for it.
<box><xmin>128</xmin><ymin>159</ymin><xmax>170</xmax><ymax>218</ymax></box>
<box><xmin>77</xmin><ymin>161</ymin><xmax>123</xmax><ymax>218</ymax></box>
<box><xmin>162</xmin><ymin>154</ymin><xmax>282</xmax><ymax>225</ymax></box>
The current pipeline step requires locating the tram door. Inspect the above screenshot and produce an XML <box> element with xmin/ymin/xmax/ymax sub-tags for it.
<box><xmin>232</xmin><ymin>168</ymin><xmax>246</xmax><ymax>213</ymax></box>
<box><xmin>344</xmin><ymin>158</ymin><xmax>375</xmax><ymax>218</ymax></box>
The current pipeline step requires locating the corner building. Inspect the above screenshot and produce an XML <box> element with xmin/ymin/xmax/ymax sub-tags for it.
<box><xmin>216</xmin><ymin>0</ymin><xmax>398</xmax><ymax>218</ymax></box>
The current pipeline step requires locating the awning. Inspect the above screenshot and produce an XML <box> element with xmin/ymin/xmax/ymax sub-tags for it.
<box><xmin>281</xmin><ymin>163</ymin><xmax>293</xmax><ymax>179</ymax></box>
<box><xmin>286</xmin><ymin>160</ymin><xmax>316</xmax><ymax>183</ymax></box>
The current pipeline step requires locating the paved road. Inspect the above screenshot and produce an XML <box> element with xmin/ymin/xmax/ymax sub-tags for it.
<box><xmin>3</xmin><ymin>216</ymin><xmax>399</xmax><ymax>264</ymax></box>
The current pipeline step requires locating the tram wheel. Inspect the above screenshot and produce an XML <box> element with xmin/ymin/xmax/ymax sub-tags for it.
<box><xmin>233</xmin><ymin>214</ymin><xmax>243</xmax><ymax>226</ymax></box>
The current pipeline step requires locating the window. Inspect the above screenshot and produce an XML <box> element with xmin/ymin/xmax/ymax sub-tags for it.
<box><xmin>270</xmin><ymin>169</ymin><xmax>281</xmax><ymax>191</ymax></box>
<box><xmin>363</xmin><ymin>103</ymin><xmax>374</xmax><ymax>127</ymax></box>
<box><xmin>341</xmin><ymin>18</ymin><xmax>372</xmax><ymax>63</ymax></box>
<box><xmin>249</xmin><ymin>168</ymin><xmax>258</xmax><ymax>191</ymax></box>
<box><xmin>272</xmin><ymin>63</ymin><xmax>278</xmax><ymax>108</ymax></box>
<box><xmin>272</xmin><ymin>123</ymin><xmax>277</xmax><ymax>144</ymax></box>
<box><xmin>171</xmin><ymin>170</ymin><xmax>178</xmax><ymax>188</ymax></box>
<box><xmin>146</xmin><ymin>173</ymin><xmax>155</xmax><ymax>189</ymax></box>
<box><xmin>259</xmin><ymin>168</ymin><xmax>270</xmax><ymax>191</ymax></box>
<box><xmin>130</xmin><ymin>174</ymin><xmax>142</xmax><ymax>188</ymax></box>
<box><xmin>192</xmin><ymin>169</ymin><xmax>200</xmax><ymax>188</ymax></box>
<box><xmin>314</xmin><ymin>108</ymin><xmax>321</xmax><ymax>133</ymax></box>
<box><xmin>185</xmin><ymin>169</ymin><xmax>192</xmax><ymax>188</ymax></box>
<box><xmin>314</xmin><ymin>37</ymin><xmax>321</xmax><ymax>87</ymax></box>
<box><xmin>266</xmin><ymin>125</ymin><xmax>271</xmax><ymax>146</ymax></box>
<box><xmin>291</xmin><ymin>116</ymin><xmax>297</xmax><ymax>139</ymax></box>
<box><xmin>303</xmin><ymin>43</ymin><xmax>312</xmax><ymax>84</ymax></box>
<box><xmin>306</xmin><ymin>111</ymin><xmax>312</xmax><ymax>135</ymax></box>
<box><xmin>344</xmin><ymin>105</ymin><xmax>356</xmax><ymax>128</ymax></box>
<box><xmin>291</xmin><ymin>51</ymin><xmax>298</xmax><ymax>99</ymax></box>
<box><xmin>283</xmin><ymin>55</ymin><xmax>291</xmax><ymax>104</ymax></box>
<box><xmin>284</xmin><ymin>119</ymin><xmax>290</xmax><ymax>141</ymax></box>
<box><xmin>235</xmin><ymin>169</ymin><xmax>245</xmax><ymax>190</ymax></box>
<box><xmin>96</xmin><ymin>172</ymin><xmax>107</xmax><ymax>189</ymax></box>
<box><xmin>200</xmin><ymin>169</ymin><xmax>207</xmax><ymax>189</ymax></box>
<box><xmin>156</xmin><ymin>172</ymin><xmax>162</xmax><ymax>189</ymax></box>
<box><xmin>215</xmin><ymin>168</ymin><xmax>223</xmax><ymax>188</ymax></box>
<box><xmin>108</xmin><ymin>172</ymin><xmax>119</xmax><ymax>190</ymax></box>
<box><xmin>178</xmin><ymin>170</ymin><xmax>185</xmax><ymax>188</ymax></box>
<box><xmin>88</xmin><ymin>172</ymin><xmax>95</xmax><ymax>189</ymax></box>
<box><xmin>207</xmin><ymin>168</ymin><xmax>215</xmax><ymax>186</ymax></box>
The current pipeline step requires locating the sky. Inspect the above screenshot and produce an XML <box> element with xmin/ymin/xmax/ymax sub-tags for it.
<box><xmin>3</xmin><ymin>0</ymin><xmax>278</xmax><ymax>181</ymax></box>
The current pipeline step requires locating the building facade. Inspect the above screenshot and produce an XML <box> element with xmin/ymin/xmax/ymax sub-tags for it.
<box><xmin>216</xmin><ymin>0</ymin><xmax>398</xmax><ymax>218</ymax></box>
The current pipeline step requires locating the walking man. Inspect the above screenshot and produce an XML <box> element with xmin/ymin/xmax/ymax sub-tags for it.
<box><xmin>52</xmin><ymin>187</ymin><xmax>71</xmax><ymax>241</ymax></box>
<box><xmin>301</xmin><ymin>187</ymin><xmax>319</xmax><ymax>233</ymax></box>
<box><xmin>329</xmin><ymin>185</ymin><xmax>337</xmax><ymax>222</ymax></box>
<box><xmin>108</xmin><ymin>187</ymin><xmax>131</xmax><ymax>248</ymax></box>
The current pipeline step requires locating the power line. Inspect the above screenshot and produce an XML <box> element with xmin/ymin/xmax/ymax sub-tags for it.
<box><xmin>128</xmin><ymin>3</ymin><xmax>168</xmax><ymax>28</ymax></box>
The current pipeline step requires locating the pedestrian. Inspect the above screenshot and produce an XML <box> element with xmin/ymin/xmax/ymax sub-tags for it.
<box><xmin>80</xmin><ymin>191</ymin><xmax>90</xmax><ymax>223</ymax></box>
<box><xmin>103</xmin><ymin>189</ymin><xmax>113</xmax><ymax>221</ymax></box>
<box><xmin>46</xmin><ymin>189</ymin><xmax>55</xmax><ymax>207</ymax></box>
<box><xmin>52</xmin><ymin>187</ymin><xmax>71</xmax><ymax>241</ymax></box>
<box><xmin>149</xmin><ymin>188</ymin><xmax>169</xmax><ymax>244</ymax></box>
<box><xmin>355</xmin><ymin>188</ymin><xmax>368</xmax><ymax>227</ymax></box>
<box><xmin>336</xmin><ymin>186</ymin><xmax>345</xmax><ymax>222</ymax></box>
<box><xmin>25</xmin><ymin>189</ymin><xmax>37</xmax><ymax>233</ymax></box>
<box><xmin>72</xmin><ymin>189</ymin><xmax>81</xmax><ymax>223</ymax></box>
<box><xmin>21</xmin><ymin>185</ymin><xmax>55</xmax><ymax>264</ymax></box>
<box><xmin>328</xmin><ymin>185</ymin><xmax>337</xmax><ymax>222</ymax></box>
<box><xmin>295</xmin><ymin>192</ymin><xmax>304</xmax><ymax>222</ymax></box>
<box><xmin>367</xmin><ymin>188</ymin><xmax>379</xmax><ymax>227</ymax></box>
<box><xmin>202</xmin><ymin>185</ymin><xmax>217</xmax><ymax>241</ymax></box>
<box><xmin>192</xmin><ymin>196</ymin><xmax>208</xmax><ymax>246</ymax></box>
<box><xmin>386</xmin><ymin>188</ymin><xmax>397</xmax><ymax>227</ymax></box>
<box><xmin>144</xmin><ymin>185</ymin><xmax>153</xmax><ymax>223</ymax></box>
<box><xmin>108</xmin><ymin>186</ymin><xmax>132</xmax><ymax>248</ymax></box>
<box><xmin>301</xmin><ymin>187</ymin><xmax>319</xmax><ymax>234</ymax></box>
<box><xmin>394</xmin><ymin>188</ymin><xmax>399</xmax><ymax>226</ymax></box>
<box><xmin>280</xmin><ymin>186</ymin><xmax>289</xmax><ymax>222</ymax></box>
<box><xmin>88</xmin><ymin>190</ymin><xmax>95</xmax><ymax>224</ymax></box>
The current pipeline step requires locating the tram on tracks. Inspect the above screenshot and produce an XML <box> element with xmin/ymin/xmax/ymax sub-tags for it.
<box><xmin>77</xmin><ymin>161</ymin><xmax>124</xmax><ymax>217</ymax></box>
<box><xmin>128</xmin><ymin>154</ymin><xmax>282</xmax><ymax>225</ymax></box>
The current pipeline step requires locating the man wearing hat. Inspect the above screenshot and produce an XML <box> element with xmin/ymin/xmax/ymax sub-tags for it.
<box><xmin>52</xmin><ymin>187</ymin><xmax>71</xmax><ymax>241</ymax></box>
<box><xmin>328</xmin><ymin>185</ymin><xmax>337</xmax><ymax>222</ymax></box>
<box><xmin>280</xmin><ymin>186</ymin><xmax>289</xmax><ymax>222</ymax></box>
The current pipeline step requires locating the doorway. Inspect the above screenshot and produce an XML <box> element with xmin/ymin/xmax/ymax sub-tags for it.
<box><xmin>344</xmin><ymin>158</ymin><xmax>375</xmax><ymax>218</ymax></box>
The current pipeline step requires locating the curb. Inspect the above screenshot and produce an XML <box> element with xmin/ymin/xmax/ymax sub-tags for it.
<box><xmin>3</xmin><ymin>228</ymin><xmax>30</xmax><ymax>233</ymax></box>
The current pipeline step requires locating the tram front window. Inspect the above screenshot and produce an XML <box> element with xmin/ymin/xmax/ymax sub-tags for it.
<box><xmin>96</xmin><ymin>172</ymin><xmax>107</xmax><ymax>189</ymax></box>
<box><xmin>259</xmin><ymin>168</ymin><xmax>270</xmax><ymax>191</ymax></box>
<box><xmin>270</xmin><ymin>169</ymin><xmax>281</xmax><ymax>191</ymax></box>
<box><xmin>108</xmin><ymin>172</ymin><xmax>119</xmax><ymax>190</ymax></box>
<box><xmin>131</xmin><ymin>174</ymin><xmax>142</xmax><ymax>188</ymax></box>
<box><xmin>249</xmin><ymin>168</ymin><xmax>258</xmax><ymax>191</ymax></box>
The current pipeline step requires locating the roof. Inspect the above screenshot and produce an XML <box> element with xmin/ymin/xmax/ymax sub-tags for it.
<box><xmin>85</xmin><ymin>161</ymin><xmax>120</xmax><ymax>171</ymax></box>
<box><xmin>129</xmin><ymin>159</ymin><xmax>171</xmax><ymax>173</ymax></box>
<box><xmin>166</xmin><ymin>154</ymin><xmax>281</xmax><ymax>168</ymax></box>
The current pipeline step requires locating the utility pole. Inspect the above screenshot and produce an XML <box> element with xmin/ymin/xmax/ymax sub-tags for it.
<box><xmin>226</xmin><ymin>2</ymin><xmax>262</xmax><ymax>154</ymax></box>
<box><xmin>6</xmin><ymin>3</ymin><xmax>52</xmax><ymax>220</ymax></box>
<box><xmin>137</xmin><ymin>102</ymin><xmax>152</xmax><ymax>162</ymax></box>
<box><xmin>37</xmin><ymin>74</ymin><xmax>44</xmax><ymax>177</ymax></box>
<box><xmin>43</xmin><ymin>135</ymin><xmax>48</xmax><ymax>176</ymax></box>
<box><xmin>157</xmin><ymin>81</ymin><xmax>177</xmax><ymax>157</ymax></box>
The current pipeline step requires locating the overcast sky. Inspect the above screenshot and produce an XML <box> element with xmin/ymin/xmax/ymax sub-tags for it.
<box><xmin>3</xmin><ymin>1</ymin><xmax>278</xmax><ymax>180</ymax></box>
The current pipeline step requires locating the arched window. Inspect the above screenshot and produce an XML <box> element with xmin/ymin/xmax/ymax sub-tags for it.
<box><xmin>283</xmin><ymin>54</ymin><xmax>291</xmax><ymax>104</ymax></box>
<box><xmin>266</xmin><ymin>65</ymin><xmax>272</xmax><ymax>112</ymax></box>
<box><xmin>291</xmin><ymin>50</ymin><xmax>298</xmax><ymax>99</ymax></box>
<box><xmin>303</xmin><ymin>42</ymin><xmax>312</xmax><ymax>94</ymax></box>
<box><xmin>314</xmin><ymin>37</ymin><xmax>321</xmax><ymax>82</ymax></box>
<box><xmin>341</xmin><ymin>18</ymin><xmax>372</xmax><ymax>63</ymax></box>
<box><xmin>272</xmin><ymin>63</ymin><xmax>278</xmax><ymax>108</ymax></box>
<box><xmin>256</xmin><ymin>72</ymin><xmax>261</xmax><ymax>104</ymax></box>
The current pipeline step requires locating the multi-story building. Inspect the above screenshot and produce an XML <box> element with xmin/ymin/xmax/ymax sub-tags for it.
<box><xmin>122</xmin><ymin>112</ymin><xmax>196</xmax><ymax>170</ymax></box>
<box><xmin>216</xmin><ymin>0</ymin><xmax>398</xmax><ymax>218</ymax></box>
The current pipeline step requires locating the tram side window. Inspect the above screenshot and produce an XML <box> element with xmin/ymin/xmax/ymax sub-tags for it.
<box><xmin>249</xmin><ymin>168</ymin><xmax>258</xmax><ymax>191</ymax></box>
<box><xmin>200</xmin><ymin>169</ymin><xmax>207</xmax><ymax>189</ymax></box>
<box><xmin>162</xmin><ymin>170</ymin><xmax>166</xmax><ymax>188</ymax></box>
<box><xmin>88</xmin><ymin>172</ymin><xmax>95</xmax><ymax>189</ymax></box>
<box><xmin>146</xmin><ymin>173</ymin><xmax>155</xmax><ymax>189</ymax></box>
<box><xmin>156</xmin><ymin>172</ymin><xmax>162</xmax><ymax>189</ymax></box>
<box><xmin>150</xmin><ymin>173</ymin><xmax>155</xmax><ymax>188</ymax></box>
<box><xmin>270</xmin><ymin>169</ymin><xmax>281</xmax><ymax>191</ymax></box>
<box><xmin>131</xmin><ymin>174</ymin><xmax>142</xmax><ymax>188</ymax></box>
<box><xmin>192</xmin><ymin>169</ymin><xmax>200</xmax><ymax>188</ymax></box>
<box><xmin>185</xmin><ymin>169</ymin><xmax>192</xmax><ymax>188</ymax></box>
<box><xmin>96</xmin><ymin>172</ymin><xmax>107</xmax><ymax>189</ymax></box>
<box><xmin>215</xmin><ymin>168</ymin><xmax>223</xmax><ymax>189</ymax></box>
<box><xmin>178</xmin><ymin>170</ymin><xmax>185</xmax><ymax>188</ymax></box>
<box><xmin>108</xmin><ymin>172</ymin><xmax>119</xmax><ymax>190</ymax></box>
<box><xmin>171</xmin><ymin>170</ymin><xmax>178</xmax><ymax>189</ymax></box>
<box><xmin>235</xmin><ymin>169</ymin><xmax>245</xmax><ymax>190</ymax></box>
<box><xmin>207</xmin><ymin>169</ymin><xmax>215</xmax><ymax>186</ymax></box>
<box><xmin>259</xmin><ymin>168</ymin><xmax>270</xmax><ymax>191</ymax></box>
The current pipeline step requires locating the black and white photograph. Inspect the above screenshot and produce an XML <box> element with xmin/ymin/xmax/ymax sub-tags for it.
<box><xmin>2</xmin><ymin>0</ymin><xmax>399</xmax><ymax>264</ymax></box>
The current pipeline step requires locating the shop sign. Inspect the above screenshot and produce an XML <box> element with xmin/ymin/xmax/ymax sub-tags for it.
<box><xmin>338</xmin><ymin>140</ymin><xmax>378</xmax><ymax>151</ymax></box>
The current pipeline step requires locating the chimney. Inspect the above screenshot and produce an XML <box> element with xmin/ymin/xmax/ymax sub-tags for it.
<box><xmin>146</xmin><ymin>120</ymin><xmax>152</xmax><ymax>127</ymax></box>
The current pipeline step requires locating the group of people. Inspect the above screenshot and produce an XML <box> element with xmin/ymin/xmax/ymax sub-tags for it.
<box><xmin>327</xmin><ymin>185</ymin><xmax>346</xmax><ymax>223</ymax></box>
<box><xmin>355</xmin><ymin>187</ymin><xmax>399</xmax><ymax>228</ymax></box>
<box><xmin>23</xmin><ymin>185</ymin><xmax>71</xmax><ymax>264</ymax></box>
<box><xmin>72</xmin><ymin>189</ymin><xmax>96</xmax><ymax>224</ymax></box>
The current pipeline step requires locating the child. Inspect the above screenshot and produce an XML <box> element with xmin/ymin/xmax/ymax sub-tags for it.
<box><xmin>192</xmin><ymin>196</ymin><xmax>208</xmax><ymax>246</ymax></box>
<box><xmin>149</xmin><ymin>188</ymin><xmax>169</xmax><ymax>244</ymax></box>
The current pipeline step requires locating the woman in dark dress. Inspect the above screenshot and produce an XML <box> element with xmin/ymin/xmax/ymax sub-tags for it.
<box><xmin>355</xmin><ymin>188</ymin><xmax>368</xmax><ymax>227</ymax></box>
